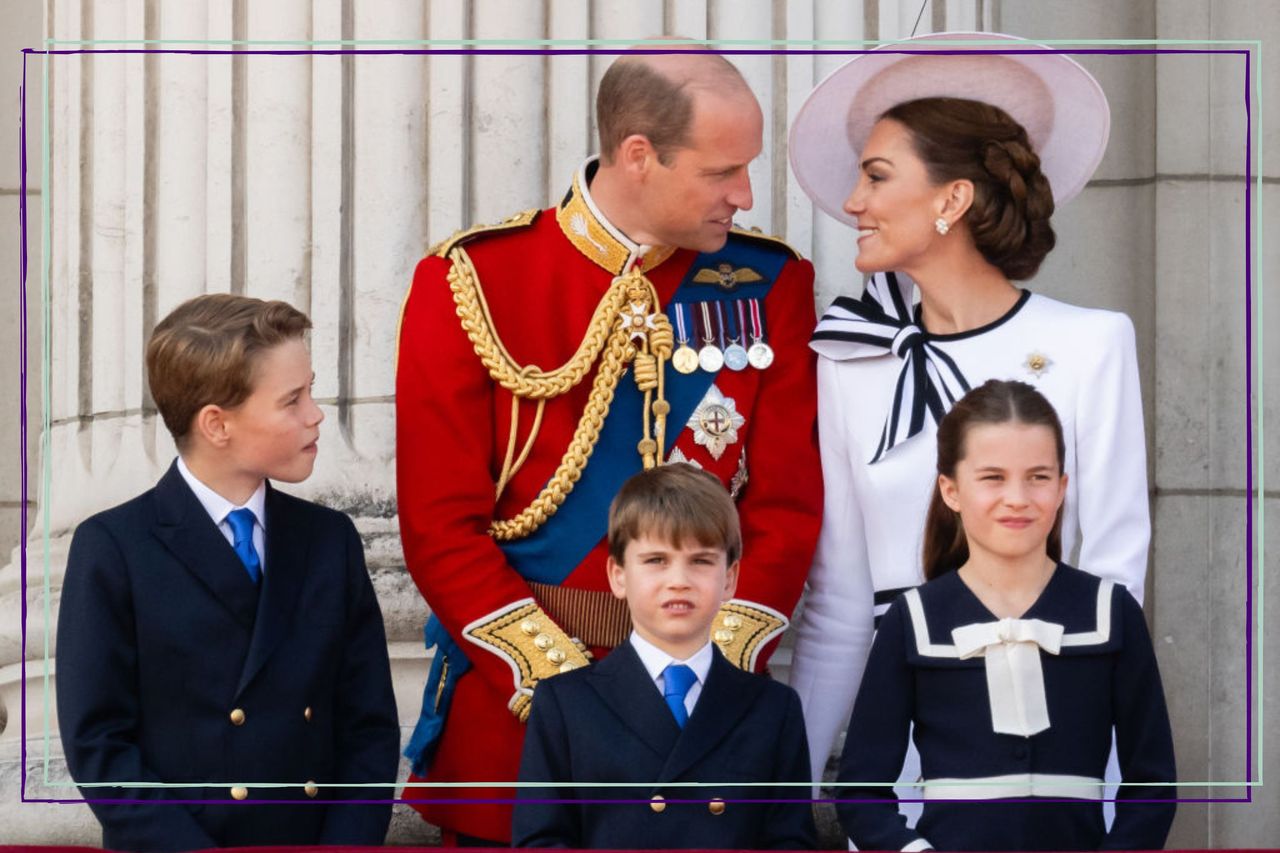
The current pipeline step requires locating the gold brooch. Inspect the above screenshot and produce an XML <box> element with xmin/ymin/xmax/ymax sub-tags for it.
<box><xmin>1023</xmin><ymin>351</ymin><xmax>1054</xmax><ymax>378</ymax></box>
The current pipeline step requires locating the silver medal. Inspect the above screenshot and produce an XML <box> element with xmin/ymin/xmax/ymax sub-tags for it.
<box><xmin>747</xmin><ymin>341</ymin><xmax>774</xmax><ymax>370</ymax></box>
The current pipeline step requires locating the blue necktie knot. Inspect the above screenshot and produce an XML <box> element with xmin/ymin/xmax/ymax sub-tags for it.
<box><xmin>226</xmin><ymin>508</ymin><xmax>261</xmax><ymax>584</ymax></box>
<box><xmin>662</xmin><ymin>664</ymin><xmax>697</xmax><ymax>728</ymax></box>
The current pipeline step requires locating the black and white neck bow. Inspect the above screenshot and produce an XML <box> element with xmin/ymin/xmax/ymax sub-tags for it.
<box><xmin>810</xmin><ymin>271</ymin><xmax>971</xmax><ymax>463</ymax></box>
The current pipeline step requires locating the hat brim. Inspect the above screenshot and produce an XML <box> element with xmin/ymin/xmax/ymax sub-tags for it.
<box><xmin>789</xmin><ymin>32</ymin><xmax>1110</xmax><ymax>228</ymax></box>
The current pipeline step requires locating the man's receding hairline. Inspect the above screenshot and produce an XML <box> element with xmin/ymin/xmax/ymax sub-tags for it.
<box><xmin>614</xmin><ymin>49</ymin><xmax>752</xmax><ymax>100</ymax></box>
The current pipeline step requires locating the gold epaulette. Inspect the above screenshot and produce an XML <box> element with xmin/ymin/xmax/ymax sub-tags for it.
<box><xmin>430</xmin><ymin>208</ymin><xmax>540</xmax><ymax>258</ymax></box>
<box><xmin>711</xmin><ymin>599</ymin><xmax>789</xmax><ymax>672</ymax></box>
<box><xmin>463</xmin><ymin>599</ymin><xmax>593</xmax><ymax>722</ymax></box>
<box><xmin>729</xmin><ymin>225</ymin><xmax>802</xmax><ymax>260</ymax></box>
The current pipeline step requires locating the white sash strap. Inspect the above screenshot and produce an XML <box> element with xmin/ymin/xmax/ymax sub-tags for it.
<box><xmin>922</xmin><ymin>773</ymin><xmax>1105</xmax><ymax>801</ymax></box>
<box><xmin>951</xmin><ymin>618</ymin><xmax>1064</xmax><ymax>737</ymax></box>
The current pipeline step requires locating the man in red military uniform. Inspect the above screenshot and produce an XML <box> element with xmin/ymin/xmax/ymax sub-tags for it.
<box><xmin>396</xmin><ymin>49</ymin><xmax>822</xmax><ymax>844</ymax></box>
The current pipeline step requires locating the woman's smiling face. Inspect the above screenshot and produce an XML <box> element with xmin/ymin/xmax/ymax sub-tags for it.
<box><xmin>843</xmin><ymin>118</ymin><xmax>951</xmax><ymax>274</ymax></box>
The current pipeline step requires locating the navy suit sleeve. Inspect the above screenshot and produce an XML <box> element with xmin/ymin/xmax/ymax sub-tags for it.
<box><xmin>835</xmin><ymin>601</ymin><xmax>930</xmax><ymax>851</ymax></box>
<box><xmin>318</xmin><ymin>514</ymin><xmax>400</xmax><ymax>845</ymax></box>
<box><xmin>764</xmin><ymin>687</ymin><xmax>819</xmax><ymax>849</ymax></box>
<box><xmin>512</xmin><ymin>679</ymin><xmax>579</xmax><ymax>848</ymax></box>
<box><xmin>1103</xmin><ymin>590</ymin><xmax>1176</xmax><ymax>850</ymax></box>
<box><xmin>55</xmin><ymin>518</ymin><xmax>217</xmax><ymax>852</ymax></box>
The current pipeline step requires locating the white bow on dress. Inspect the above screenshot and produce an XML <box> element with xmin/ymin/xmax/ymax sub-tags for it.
<box><xmin>952</xmin><ymin>617</ymin><xmax>1065</xmax><ymax>737</ymax></box>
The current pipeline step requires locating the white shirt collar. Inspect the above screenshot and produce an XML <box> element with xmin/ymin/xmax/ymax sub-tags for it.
<box><xmin>176</xmin><ymin>456</ymin><xmax>267</xmax><ymax>530</ymax></box>
<box><xmin>629</xmin><ymin>630</ymin><xmax>714</xmax><ymax>686</ymax></box>
<box><xmin>575</xmin><ymin>156</ymin><xmax>662</xmax><ymax>270</ymax></box>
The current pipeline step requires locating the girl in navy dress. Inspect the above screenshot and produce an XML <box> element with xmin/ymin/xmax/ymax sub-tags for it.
<box><xmin>836</xmin><ymin>379</ymin><xmax>1175</xmax><ymax>851</ymax></box>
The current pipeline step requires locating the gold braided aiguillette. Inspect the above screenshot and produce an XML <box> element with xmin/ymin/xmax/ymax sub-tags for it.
<box><xmin>447</xmin><ymin>250</ymin><xmax>670</xmax><ymax>541</ymax></box>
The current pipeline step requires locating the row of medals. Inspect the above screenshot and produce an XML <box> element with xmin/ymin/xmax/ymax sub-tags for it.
<box><xmin>668</xmin><ymin>300</ymin><xmax>774</xmax><ymax>375</ymax></box>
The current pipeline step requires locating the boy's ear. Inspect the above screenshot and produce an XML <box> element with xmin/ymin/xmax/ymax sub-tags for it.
<box><xmin>606</xmin><ymin>555</ymin><xmax>627</xmax><ymax>601</ymax></box>
<box><xmin>722</xmin><ymin>559</ymin><xmax>740</xmax><ymax>602</ymax></box>
<box><xmin>193</xmin><ymin>404</ymin><xmax>232</xmax><ymax>449</ymax></box>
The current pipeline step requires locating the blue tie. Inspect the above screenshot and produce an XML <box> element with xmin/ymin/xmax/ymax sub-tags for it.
<box><xmin>225</xmin><ymin>508</ymin><xmax>261</xmax><ymax>584</ymax></box>
<box><xmin>662</xmin><ymin>664</ymin><xmax>697</xmax><ymax>728</ymax></box>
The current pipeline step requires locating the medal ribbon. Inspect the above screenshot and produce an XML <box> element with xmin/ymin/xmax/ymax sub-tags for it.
<box><xmin>724</xmin><ymin>299</ymin><xmax>743</xmax><ymax>345</ymax></box>
<box><xmin>699</xmin><ymin>302</ymin><xmax>716</xmax><ymax>345</ymax></box>
<box><xmin>715</xmin><ymin>302</ymin><xmax>727</xmax><ymax>349</ymax></box>
<box><xmin>672</xmin><ymin>302</ymin><xmax>689</xmax><ymax>344</ymax></box>
<box><xmin>748</xmin><ymin>298</ymin><xmax>766</xmax><ymax>343</ymax></box>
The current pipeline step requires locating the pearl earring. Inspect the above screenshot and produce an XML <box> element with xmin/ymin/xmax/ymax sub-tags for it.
<box><xmin>935</xmin><ymin>217</ymin><xmax>950</xmax><ymax>235</ymax></box>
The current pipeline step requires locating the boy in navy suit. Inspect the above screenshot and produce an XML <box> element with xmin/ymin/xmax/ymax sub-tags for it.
<box><xmin>56</xmin><ymin>294</ymin><xmax>400</xmax><ymax>851</ymax></box>
<box><xmin>513</xmin><ymin>463</ymin><xmax>816</xmax><ymax>849</ymax></box>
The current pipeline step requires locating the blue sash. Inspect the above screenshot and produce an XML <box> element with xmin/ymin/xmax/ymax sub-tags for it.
<box><xmin>405</xmin><ymin>236</ymin><xmax>789</xmax><ymax>771</ymax></box>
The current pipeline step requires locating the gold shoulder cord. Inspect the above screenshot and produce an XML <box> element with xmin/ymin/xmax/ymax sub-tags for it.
<box><xmin>446</xmin><ymin>246</ymin><xmax>673</xmax><ymax>541</ymax></box>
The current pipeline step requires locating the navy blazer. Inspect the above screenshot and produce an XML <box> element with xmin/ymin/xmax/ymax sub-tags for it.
<box><xmin>56</xmin><ymin>462</ymin><xmax>400</xmax><ymax>852</ymax></box>
<box><xmin>513</xmin><ymin>640</ymin><xmax>816</xmax><ymax>849</ymax></box>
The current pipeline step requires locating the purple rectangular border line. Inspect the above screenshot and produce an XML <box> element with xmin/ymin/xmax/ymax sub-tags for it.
<box><xmin>17</xmin><ymin>44</ymin><xmax>1256</xmax><ymax>808</ymax></box>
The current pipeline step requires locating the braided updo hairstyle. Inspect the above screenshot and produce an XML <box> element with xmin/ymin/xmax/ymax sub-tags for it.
<box><xmin>881</xmin><ymin>97</ymin><xmax>1057</xmax><ymax>281</ymax></box>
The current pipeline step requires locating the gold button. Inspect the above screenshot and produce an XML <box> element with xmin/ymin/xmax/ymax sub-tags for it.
<box><xmin>303</xmin><ymin>706</ymin><xmax>313</xmax><ymax>722</ymax></box>
<box><xmin>230</xmin><ymin>786</ymin><xmax>248</xmax><ymax>800</ymax></box>
<box><xmin>520</xmin><ymin>619</ymin><xmax>539</xmax><ymax>636</ymax></box>
<box><xmin>650</xmin><ymin>795</ymin><xmax>666</xmax><ymax>813</ymax></box>
<box><xmin>723</xmin><ymin>614</ymin><xmax>743</xmax><ymax>630</ymax></box>
<box><xmin>708</xmin><ymin>797</ymin><xmax>725</xmax><ymax>815</ymax></box>
<box><xmin>558</xmin><ymin>661</ymin><xmax>578</xmax><ymax>674</ymax></box>
<box><xmin>304</xmin><ymin>781</ymin><xmax>319</xmax><ymax>798</ymax></box>
<box><xmin>229</xmin><ymin>708</ymin><xmax>246</xmax><ymax>726</ymax></box>
<box><xmin>713</xmin><ymin>629</ymin><xmax>734</xmax><ymax>644</ymax></box>
<box><xmin>534</xmin><ymin>633</ymin><xmax>554</xmax><ymax>651</ymax></box>
<box><xmin>546</xmin><ymin>648</ymin><xmax>567</xmax><ymax>665</ymax></box>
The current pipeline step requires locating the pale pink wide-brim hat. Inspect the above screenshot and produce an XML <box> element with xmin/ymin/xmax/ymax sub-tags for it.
<box><xmin>789</xmin><ymin>32</ymin><xmax>1110</xmax><ymax>228</ymax></box>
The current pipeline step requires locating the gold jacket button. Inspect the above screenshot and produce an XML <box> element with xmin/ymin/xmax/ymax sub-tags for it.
<box><xmin>230</xmin><ymin>786</ymin><xmax>248</xmax><ymax>800</ymax></box>
<box><xmin>534</xmin><ymin>633</ymin><xmax>554</xmax><ymax>651</ymax></box>
<box><xmin>229</xmin><ymin>708</ymin><xmax>246</xmax><ymax>726</ymax></box>
<box><xmin>708</xmin><ymin>798</ymin><xmax>726</xmax><ymax>815</ymax></box>
<box><xmin>650</xmin><ymin>794</ymin><xmax>666</xmax><ymax>813</ymax></box>
<box><xmin>304</xmin><ymin>781</ymin><xmax>319</xmax><ymax>798</ymax></box>
<box><xmin>303</xmin><ymin>706</ymin><xmax>313</xmax><ymax>722</ymax></box>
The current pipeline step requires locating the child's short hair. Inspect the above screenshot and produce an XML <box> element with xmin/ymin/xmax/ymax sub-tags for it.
<box><xmin>607</xmin><ymin>463</ymin><xmax>742</xmax><ymax>564</ymax></box>
<box><xmin>146</xmin><ymin>293</ymin><xmax>312</xmax><ymax>447</ymax></box>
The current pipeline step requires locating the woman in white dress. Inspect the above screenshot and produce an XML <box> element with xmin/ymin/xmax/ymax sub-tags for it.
<box><xmin>787</xmin><ymin>33</ymin><xmax>1151</xmax><ymax>794</ymax></box>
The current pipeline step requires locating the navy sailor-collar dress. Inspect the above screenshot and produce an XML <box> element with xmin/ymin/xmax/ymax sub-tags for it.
<box><xmin>836</xmin><ymin>564</ymin><xmax>1176</xmax><ymax>852</ymax></box>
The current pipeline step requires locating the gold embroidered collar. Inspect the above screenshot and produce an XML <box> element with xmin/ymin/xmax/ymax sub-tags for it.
<box><xmin>557</xmin><ymin>157</ymin><xmax>676</xmax><ymax>276</ymax></box>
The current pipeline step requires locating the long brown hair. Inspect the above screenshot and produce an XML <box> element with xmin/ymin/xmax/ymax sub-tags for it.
<box><xmin>922</xmin><ymin>380</ymin><xmax>1066</xmax><ymax>580</ymax></box>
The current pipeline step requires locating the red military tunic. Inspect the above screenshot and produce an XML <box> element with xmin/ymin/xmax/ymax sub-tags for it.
<box><xmin>395</xmin><ymin>160</ymin><xmax>822</xmax><ymax>840</ymax></box>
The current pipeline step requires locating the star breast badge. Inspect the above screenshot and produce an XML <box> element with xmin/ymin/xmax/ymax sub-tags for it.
<box><xmin>1023</xmin><ymin>351</ymin><xmax>1054</xmax><ymax>379</ymax></box>
<box><xmin>686</xmin><ymin>384</ymin><xmax>745</xmax><ymax>460</ymax></box>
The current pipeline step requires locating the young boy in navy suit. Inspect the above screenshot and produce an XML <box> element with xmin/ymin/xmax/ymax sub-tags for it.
<box><xmin>512</xmin><ymin>463</ymin><xmax>816</xmax><ymax>849</ymax></box>
<box><xmin>56</xmin><ymin>294</ymin><xmax>400</xmax><ymax>852</ymax></box>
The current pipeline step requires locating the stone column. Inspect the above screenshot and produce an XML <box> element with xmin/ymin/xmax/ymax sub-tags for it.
<box><xmin>1150</xmin><ymin>0</ymin><xmax>1277</xmax><ymax>846</ymax></box>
